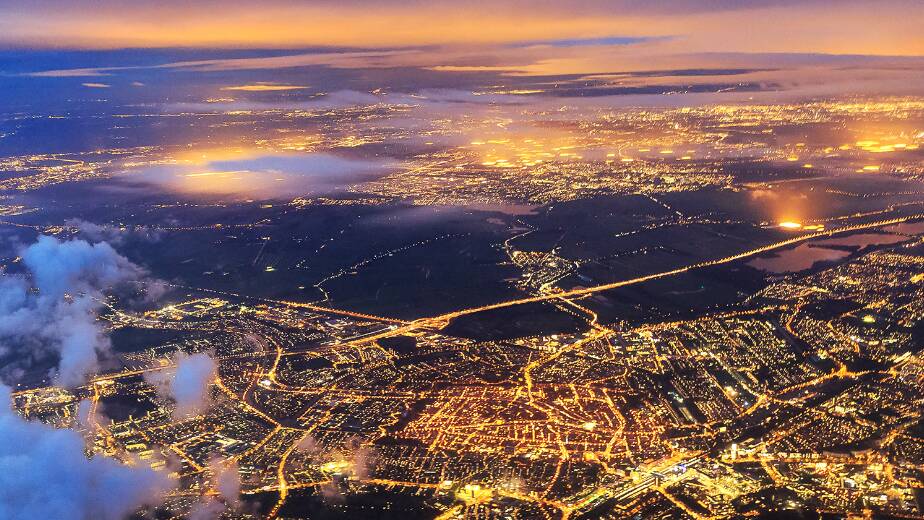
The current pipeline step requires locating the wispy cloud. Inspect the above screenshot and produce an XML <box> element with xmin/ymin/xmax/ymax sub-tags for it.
<box><xmin>512</xmin><ymin>36</ymin><xmax>654</xmax><ymax>48</ymax></box>
<box><xmin>220</xmin><ymin>83</ymin><xmax>309</xmax><ymax>91</ymax></box>
<box><xmin>1</xmin><ymin>0</ymin><xmax>922</xmax><ymax>56</ymax></box>
<box><xmin>27</xmin><ymin>68</ymin><xmax>112</xmax><ymax>77</ymax></box>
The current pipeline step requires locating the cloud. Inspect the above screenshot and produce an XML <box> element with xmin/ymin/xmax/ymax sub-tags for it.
<box><xmin>306</xmin><ymin>435</ymin><xmax>378</xmax><ymax>503</ymax></box>
<box><xmin>132</xmin><ymin>152</ymin><xmax>398</xmax><ymax>200</ymax></box>
<box><xmin>18</xmin><ymin>45</ymin><xmax>924</xmax><ymax>103</ymax></box>
<box><xmin>349</xmin><ymin>442</ymin><xmax>375</xmax><ymax>480</ymax></box>
<box><xmin>0</xmin><ymin>235</ymin><xmax>147</xmax><ymax>387</ymax></box>
<box><xmin>164</xmin><ymin>89</ymin><xmax>391</xmax><ymax>113</ymax></box>
<box><xmin>296</xmin><ymin>433</ymin><xmax>321</xmax><ymax>454</ymax></box>
<box><xmin>0</xmin><ymin>385</ymin><xmax>174</xmax><ymax>519</ymax></box>
<box><xmin>180</xmin><ymin>457</ymin><xmax>241</xmax><ymax>518</ymax></box>
<box><xmin>144</xmin><ymin>351</ymin><xmax>217</xmax><ymax>418</ymax></box>
<box><xmin>81</xmin><ymin>82</ymin><xmax>110</xmax><ymax>88</ymax></box>
<box><xmin>21</xmin><ymin>235</ymin><xmax>143</xmax><ymax>300</ymax></box>
<box><xmin>220</xmin><ymin>83</ymin><xmax>308</xmax><ymax>91</ymax></box>
<box><xmin>187</xmin><ymin>498</ymin><xmax>225</xmax><ymax>520</ymax></box>
<box><xmin>327</xmin><ymin>435</ymin><xmax>377</xmax><ymax>480</ymax></box>
<box><xmin>2</xmin><ymin>0</ymin><xmax>923</xmax><ymax>59</ymax></box>
<box><xmin>19</xmin><ymin>49</ymin><xmax>425</xmax><ymax>80</ymax></box>
<box><xmin>75</xmin><ymin>398</ymin><xmax>110</xmax><ymax>444</ymax></box>
<box><xmin>25</xmin><ymin>68</ymin><xmax>113</xmax><ymax>77</ymax></box>
<box><xmin>213</xmin><ymin>458</ymin><xmax>241</xmax><ymax>504</ymax></box>
<box><xmin>66</xmin><ymin>218</ymin><xmax>162</xmax><ymax>245</ymax></box>
<box><xmin>184</xmin><ymin>457</ymin><xmax>240</xmax><ymax>519</ymax></box>
<box><xmin>308</xmin><ymin>90</ymin><xmax>388</xmax><ymax>109</ymax></box>
<box><xmin>2</xmin><ymin>0</ymin><xmax>921</xmax><ymax>55</ymax></box>
<box><xmin>413</xmin><ymin>88</ymin><xmax>524</xmax><ymax>105</ymax></box>
<box><xmin>67</xmin><ymin>219</ymin><xmax>127</xmax><ymax>243</ymax></box>
<box><xmin>512</xmin><ymin>35</ymin><xmax>652</xmax><ymax>48</ymax></box>
<box><xmin>319</xmin><ymin>481</ymin><xmax>345</xmax><ymax>503</ymax></box>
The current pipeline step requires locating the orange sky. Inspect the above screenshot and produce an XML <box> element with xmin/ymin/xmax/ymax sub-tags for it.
<box><xmin>1</xmin><ymin>1</ymin><xmax>923</xmax><ymax>57</ymax></box>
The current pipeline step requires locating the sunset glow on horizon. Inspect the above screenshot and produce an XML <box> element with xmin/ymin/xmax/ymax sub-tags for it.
<box><xmin>2</xmin><ymin>0</ymin><xmax>924</xmax><ymax>58</ymax></box>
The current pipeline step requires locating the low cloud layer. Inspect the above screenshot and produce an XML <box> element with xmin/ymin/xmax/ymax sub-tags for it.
<box><xmin>133</xmin><ymin>152</ymin><xmax>398</xmax><ymax>200</ymax></box>
<box><xmin>145</xmin><ymin>351</ymin><xmax>218</xmax><ymax>418</ymax></box>
<box><xmin>66</xmin><ymin>218</ymin><xmax>162</xmax><ymax>245</ymax></box>
<box><xmin>0</xmin><ymin>235</ymin><xmax>147</xmax><ymax>386</ymax></box>
<box><xmin>0</xmin><ymin>385</ymin><xmax>174</xmax><ymax>519</ymax></box>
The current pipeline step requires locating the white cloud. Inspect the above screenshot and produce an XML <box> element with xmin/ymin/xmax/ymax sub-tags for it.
<box><xmin>145</xmin><ymin>351</ymin><xmax>218</xmax><ymax>418</ymax></box>
<box><xmin>0</xmin><ymin>385</ymin><xmax>174</xmax><ymax>519</ymax></box>
<box><xmin>0</xmin><ymin>235</ymin><xmax>147</xmax><ymax>387</ymax></box>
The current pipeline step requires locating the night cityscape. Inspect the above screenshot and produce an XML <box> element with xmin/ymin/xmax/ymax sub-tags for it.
<box><xmin>2</xmin><ymin>1</ymin><xmax>924</xmax><ymax>519</ymax></box>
